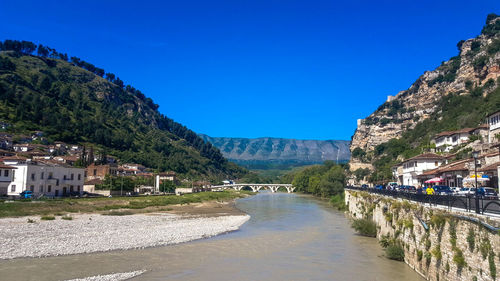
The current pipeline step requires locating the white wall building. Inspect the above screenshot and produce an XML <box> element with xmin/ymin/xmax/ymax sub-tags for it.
<box><xmin>2</xmin><ymin>158</ymin><xmax>85</xmax><ymax>197</ymax></box>
<box><xmin>433</xmin><ymin>128</ymin><xmax>475</xmax><ymax>152</ymax></box>
<box><xmin>487</xmin><ymin>111</ymin><xmax>500</xmax><ymax>143</ymax></box>
<box><xmin>0</xmin><ymin>164</ymin><xmax>15</xmax><ymax>196</ymax></box>
<box><xmin>400</xmin><ymin>153</ymin><xmax>446</xmax><ymax>186</ymax></box>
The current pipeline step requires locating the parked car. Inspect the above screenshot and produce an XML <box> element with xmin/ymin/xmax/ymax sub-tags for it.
<box><xmin>432</xmin><ymin>185</ymin><xmax>453</xmax><ymax>195</ymax></box>
<box><xmin>19</xmin><ymin>190</ymin><xmax>33</xmax><ymax>199</ymax></box>
<box><xmin>404</xmin><ymin>185</ymin><xmax>416</xmax><ymax>192</ymax></box>
<box><xmin>375</xmin><ymin>185</ymin><xmax>384</xmax><ymax>190</ymax></box>
<box><xmin>457</xmin><ymin>187</ymin><xmax>476</xmax><ymax>196</ymax></box>
<box><xmin>450</xmin><ymin>187</ymin><xmax>461</xmax><ymax>194</ymax></box>
<box><xmin>361</xmin><ymin>184</ymin><xmax>369</xmax><ymax>189</ymax></box>
<box><xmin>477</xmin><ymin>187</ymin><xmax>498</xmax><ymax>199</ymax></box>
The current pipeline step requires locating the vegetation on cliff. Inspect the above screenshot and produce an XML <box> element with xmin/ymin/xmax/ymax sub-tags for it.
<box><xmin>0</xmin><ymin>40</ymin><xmax>246</xmax><ymax>180</ymax></box>
<box><xmin>351</xmin><ymin>13</ymin><xmax>500</xmax><ymax>182</ymax></box>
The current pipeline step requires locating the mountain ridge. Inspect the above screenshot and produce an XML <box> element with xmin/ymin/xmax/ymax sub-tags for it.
<box><xmin>199</xmin><ymin>134</ymin><xmax>351</xmax><ymax>167</ymax></box>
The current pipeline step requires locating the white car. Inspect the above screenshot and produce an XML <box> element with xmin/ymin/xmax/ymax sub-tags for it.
<box><xmin>450</xmin><ymin>187</ymin><xmax>461</xmax><ymax>194</ymax></box>
<box><xmin>457</xmin><ymin>187</ymin><xmax>476</xmax><ymax>196</ymax></box>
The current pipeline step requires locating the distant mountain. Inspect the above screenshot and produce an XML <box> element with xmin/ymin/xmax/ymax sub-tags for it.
<box><xmin>199</xmin><ymin>135</ymin><xmax>350</xmax><ymax>169</ymax></box>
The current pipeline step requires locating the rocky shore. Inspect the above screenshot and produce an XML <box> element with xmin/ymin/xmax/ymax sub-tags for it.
<box><xmin>0</xmin><ymin>211</ymin><xmax>250</xmax><ymax>260</ymax></box>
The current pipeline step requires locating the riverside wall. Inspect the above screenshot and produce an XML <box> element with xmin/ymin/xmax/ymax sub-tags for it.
<box><xmin>345</xmin><ymin>189</ymin><xmax>500</xmax><ymax>281</ymax></box>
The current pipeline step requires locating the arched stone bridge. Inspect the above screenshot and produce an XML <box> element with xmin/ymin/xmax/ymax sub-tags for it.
<box><xmin>211</xmin><ymin>184</ymin><xmax>296</xmax><ymax>193</ymax></box>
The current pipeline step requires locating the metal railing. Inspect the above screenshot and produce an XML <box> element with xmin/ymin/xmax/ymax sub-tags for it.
<box><xmin>346</xmin><ymin>186</ymin><xmax>500</xmax><ymax>215</ymax></box>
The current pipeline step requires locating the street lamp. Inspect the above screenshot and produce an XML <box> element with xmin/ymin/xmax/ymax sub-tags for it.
<box><xmin>472</xmin><ymin>151</ymin><xmax>480</xmax><ymax>214</ymax></box>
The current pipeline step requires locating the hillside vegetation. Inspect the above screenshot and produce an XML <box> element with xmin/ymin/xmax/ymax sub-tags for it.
<box><xmin>350</xmin><ymin>14</ymin><xmax>500</xmax><ymax>182</ymax></box>
<box><xmin>0</xmin><ymin>40</ymin><xmax>245</xmax><ymax>180</ymax></box>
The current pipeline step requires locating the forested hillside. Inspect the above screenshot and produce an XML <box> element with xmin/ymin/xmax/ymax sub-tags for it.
<box><xmin>0</xmin><ymin>40</ymin><xmax>245</xmax><ymax>180</ymax></box>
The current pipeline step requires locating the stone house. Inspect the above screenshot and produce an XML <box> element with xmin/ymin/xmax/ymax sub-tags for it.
<box><xmin>85</xmin><ymin>163</ymin><xmax>118</xmax><ymax>180</ymax></box>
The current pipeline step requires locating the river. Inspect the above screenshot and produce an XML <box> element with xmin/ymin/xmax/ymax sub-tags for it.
<box><xmin>0</xmin><ymin>192</ymin><xmax>423</xmax><ymax>281</ymax></box>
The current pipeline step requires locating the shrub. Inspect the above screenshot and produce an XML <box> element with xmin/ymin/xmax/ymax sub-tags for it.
<box><xmin>330</xmin><ymin>193</ymin><xmax>346</xmax><ymax>211</ymax></box>
<box><xmin>27</xmin><ymin>218</ymin><xmax>35</xmax><ymax>223</ymax></box>
<box><xmin>431</xmin><ymin>245</ymin><xmax>442</xmax><ymax>261</ymax></box>
<box><xmin>417</xmin><ymin>249</ymin><xmax>423</xmax><ymax>261</ymax></box>
<box><xmin>386</xmin><ymin>244</ymin><xmax>405</xmax><ymax>261</ymax></box>
<box><xmin>466</xmin><ymin>228</ymin><xmax>475</xmax><ymax>252</ymax></box>
<box><xmin>40</xmin><ymin>216</ymin><xmax>55</xmax><ymax>220</ymax></box>
<box><xmin>453</xmin><ymin>249</ymin><xmax>467</xmax><ymax>269</ymax></box>
<box><xmin>61</xmin><ymin>216</ymin><xmax>73</xmax><ymax>220</ymax></box>
<box><xmin>489</xmin><ymin>251</ymin><xmax>496</xmax><ymax>279</ymax></box>
<box><xmin>351</xmin><ymin>218</ymin><xmax>377</xmax><ymax>237</ymax></box>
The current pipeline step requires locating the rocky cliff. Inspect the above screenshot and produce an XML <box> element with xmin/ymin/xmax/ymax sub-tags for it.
<box><xmin>350</xmin><ymin>14</ymin><xmax>500</xmax><ymax>170</ymax></box>
<box><xmin>199</xmin><ymin>135</ymin><xmax>350</xmax><ymax>167</ymax></box>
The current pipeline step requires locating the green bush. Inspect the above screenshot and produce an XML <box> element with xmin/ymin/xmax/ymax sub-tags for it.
<box><xmin>417</xmin><ymin>250</ymin><xmax>423</xmax><ymax>261</ymax></box>
<box><xmin>386</xmin><ymin>244</ymin><xmax>405</xmax><ymax>261</ymax></box>
<box><xmin>351</xmin><ymin>218</ymin><xmax>377</xmax><ymax>237</ymax></box>
<box><xmin>40</xmin><ymin>216</ymin><xmax>55</xmax><ymax>220</ymax></box>
<box><xmin>330</xmin><ymin>193</ymin><xmax>346</xmax><ymax>211</ymax></box>
<box><xmin>453</xmin><ymin>249</ymin><xmax>467</xmax><ymax>269</ymax></box>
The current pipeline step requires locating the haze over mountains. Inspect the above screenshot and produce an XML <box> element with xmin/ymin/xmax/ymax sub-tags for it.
<box><xmin>199</xmin><ymin>134</ymin><xmax>350</xmax><ymax>169</ymax></box>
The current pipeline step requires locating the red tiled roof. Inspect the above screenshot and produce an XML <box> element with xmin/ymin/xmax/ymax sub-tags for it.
<box><xmin>0</xmin><ymin>164</ymin><xmax>16</xmax><ymax>169</ymax></box>
<box><xmin>479</xmin><ymin>162</ymin><xmax>500</xmax><ymax>172</ymax></box>
<box><xmin>406</xmin><ymin>153</ymin><xmax>445</xmax><ymax>162</ymax></box>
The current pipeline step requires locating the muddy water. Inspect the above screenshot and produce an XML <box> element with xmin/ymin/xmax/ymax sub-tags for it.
<box><xmin>0</xmin><ymin>193</ymin><xmax>423</xmax><ymax>281</ymax></box>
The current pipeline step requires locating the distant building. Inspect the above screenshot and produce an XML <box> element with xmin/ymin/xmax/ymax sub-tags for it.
<box><xmin>487</xmin><ymin>111</ymin><xmax>500</xmax><ymax>143</ymax></box>
<box><xmin>0</xmin><ymin>163</ymin><xmax>16</xmax><ymax>196</ymax></box>
<box><xmin>2</xmin><ymin>158</ymin><xmax>85</xmax><ymax>197</ymax></box>
<box><xmin>159</xmin><ymin>171</ymin><xmax>176</xmax><ymax>181</ymax></box>
<box><xmin>400</xmin><ymin>153</ymin><xmax>446</xmax><ymax>186</ymax></box>
<box><xmin>85</xmin><ymin>163</ymin><xmax>118</xmax><ymax>180</ymax></box>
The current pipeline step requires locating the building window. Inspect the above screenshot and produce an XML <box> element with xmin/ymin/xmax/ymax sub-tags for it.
<box><xmin>93</xmin><ymin>169</ymin><xmax>97</xmax><ymax>176</ymax></box>
<box><xmin>30</xmin><ymin>185</ymin><xmax>34</xmax><ymax>191</ymax></box>
<box><xmin>40</xmin><ymin>185</ymin><xmax>43</xmax><ymax>192</ymax></box>
<box><xmin>78</xmin><ymin>174</ymin><xmax>81</xmax><ymax>180</ymax></box>
<box><xmin>31</xmin><ymin>173</ymin><xmax>35</xmax><ymax>181</ymax></box>
<box><xmin>48</xmin><ymin>185</ymin><xmax>52</xmax><ymax>192</ymax></box>
<box><xmin>12</xmin><ymin>170</ymin><xmax>15</xmax><ymax>179</ymax></box>
<box><xmin>71</xmin><ymin>174</ymin><xmax>74</xmax><ymax>180</ymax></box>
<box><xmin>77</xmin><ymin>185</ymin><xmax>80</xmax><ymax>192</ymax></box>
<box><xmin>11</xmin><ymin>185</ymin><xmax>16</xmax><ymax>192</ymax></box>
<box><xmin>41</xmin><ymin>172</ymin><xmax>44</xmax><ymax>180</ymax></box>
<box><xmin>56</xmin><ymin>179</ymin><xmax>59</xmax><ymax>186</ymax></box>
<box><xmin>48</xmin><ymin>172</ymin><xmax>53</xmax><ymax>179</ymax></box>
<box><xmin>63</xmin><ymin>175</ymin><xmax>67</xmax><ymax>180</ymax></box>
<box><xmin>435</xmin><ymin>161</ymin><xmax>438</xmax><ymax>166</ymax></box>
<box><xmin>70</xmin><ymin>185</ymin><xmax>74</xmax><ymax>192</ymax></box>
<box><xmin>3</xmin><ymin>170</ymin><xmax>8</xmax><ymax>177</ymax></box>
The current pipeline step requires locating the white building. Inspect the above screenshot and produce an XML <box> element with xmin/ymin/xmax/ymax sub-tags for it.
<box><xmin>487</xmin><ymin>111</ymin><xmax>500</xmax><ymax>143</ymax></box>
<box><xmin>0</xmin><ymin>164</ymin><xmax>15</xmax><ymax>196</ymax></box>
<box><xmin>433</xmin><ymin>128</ymin><xmax>475</xmax><ymax>152</ymax></box>
<box><xmin>2</xmin><ymin>157</ymin><xmax>85</xmax><ymax>197</ymax></box>
<box><xmin>400</xmin><ymin>153</ymin><xmax>446</xmax><ymax>186</ymax></box>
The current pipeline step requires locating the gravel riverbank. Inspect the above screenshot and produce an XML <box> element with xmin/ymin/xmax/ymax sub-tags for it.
<box><xmin>0</xmin><ymin>212</ymin><xmax>250</xmax><ymax>260</ymax></box>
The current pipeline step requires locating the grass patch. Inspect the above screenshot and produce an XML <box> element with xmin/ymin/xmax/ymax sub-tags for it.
<box><xmin>351</xmin><ymin>218</ymin><xmax>377</xmax><ymax>237</ymax></box>
<box><xmin>0</xmin><ymin>190</ymin><xmax>247</xmax><ymax>218</ymax></box>
<box><xmin>61</xmin><ymin>215</ymin><xmax>73</xmax><ymax>220</ymax></box>
<box><xmin>40</xmin><ymin>215</ymin><xmax>55</xmax><ymax>220</ymax></box>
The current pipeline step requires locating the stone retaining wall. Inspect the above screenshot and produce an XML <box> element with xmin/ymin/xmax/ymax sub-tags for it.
<box><xmin>345</xmin><ymin>189</ymin><xmax>500</xmax><ymax>281</ymax></box>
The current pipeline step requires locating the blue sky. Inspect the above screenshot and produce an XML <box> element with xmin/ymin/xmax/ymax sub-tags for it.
<box><xmin>1</xmin><ymin>1</ymin><xmax>499</xmax><ymax>140</ymax></box>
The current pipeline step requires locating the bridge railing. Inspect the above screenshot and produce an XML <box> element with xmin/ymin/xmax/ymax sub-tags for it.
<box><xmin>345</xmin><ymin>186</ymin><xmax>500</xmax><ymax>216</ymax></box>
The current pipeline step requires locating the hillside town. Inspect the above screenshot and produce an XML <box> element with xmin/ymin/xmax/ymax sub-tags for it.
<box><xmin>0</xmin><ymin>130</ymin><xmax>188</xmax><ymax>197</ymax></box>
<box><xmin>387</xmin><ymin>111</ymin><xmax>500</xmax><ymax>190</ymax></box>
